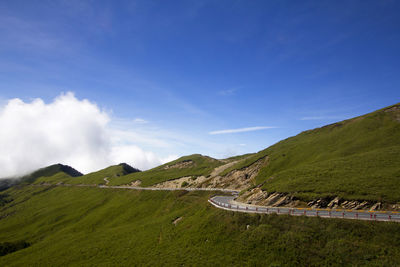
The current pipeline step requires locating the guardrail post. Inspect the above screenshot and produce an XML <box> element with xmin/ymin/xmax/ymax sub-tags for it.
<box><xmin>342</xmin><ymin>212</ymin><xmax>345</xmax><ymax>218</ymax></box>
<box><xmin>316</xmin><ymin>211</ymin><xmax>319</xmax><ymax>217</ymax></box>
<box><xmin>255</xmin><ymin>207</ymin><xmax>258</xmax><ymax>211</ymax></box>
<box><xmin>246</xmin><ymin>206</ymin><xmax>248</xmax><ymax>210</ymax></box>
<box><xmin>356</xmin><ymin>213</ymin><xmax>358</xmax><ymax>219</ymax></box>
<box><xmin>329</xmin><ymin>211</ymin><xmax>331</xmax><ymax>217</ymax></box>
<box><xmin>389</xmin><ymin>215</ymin><xmax>392</xmax><ymax>221</ymax></box>
<box><xmin>266</xmin><ymin>208</ymin><xmax>269</xmax><ymax>213</ymax></box>
<box><xmin>304</xmin><ymin>210</ymin><xmax>306</xmax><ymax>216</ymax></box>
<box><xmin>277</xmin><ymin>209</ymin><xmax>280</xmax><ymax>214</ymax></box>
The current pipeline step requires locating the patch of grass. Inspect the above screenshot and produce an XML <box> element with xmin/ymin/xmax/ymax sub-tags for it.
<box><xmin>222</xmin><ymin>153</ymin><xmax>255</xmax><ymax>163</ymax></box>
<box><xmin>260</xmin><ymin>146</ymin><xmax>400</xmax><ymax>202</ymax></box>
<box><xmin>219</xmin><ymin>151</ymin><xmax>268</xmax><ymax>176</ymax></box>
<box><xmin>0</xmin><ymin>193</ymin><xmax>12</xmax><ymax>206</ymax></box>
<box><xmin>1</xmin><ymin>186</ymin><xmax>400</xmax><ymax>265</ymax></box>
<box><xmin>0</xmin><ymin>241</ymin><xmax>30</xmax><ymax>257</ymax></box>
<box><xmin>109</xmin><ymin>154</ymin><xmax>223</xmax><ymax>187</ymax></box>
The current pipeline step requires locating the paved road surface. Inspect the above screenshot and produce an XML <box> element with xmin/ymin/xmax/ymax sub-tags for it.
<box><xmin>209</xmin><ymin>196</ymin><xmax>400</xmax><ymax>223</ymax></box>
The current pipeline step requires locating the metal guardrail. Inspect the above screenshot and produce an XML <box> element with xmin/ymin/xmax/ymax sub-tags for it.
<box><xmin>209</xmin><ymin>197</ymin><xmax>400</xmax><ymax>223</ymax></box>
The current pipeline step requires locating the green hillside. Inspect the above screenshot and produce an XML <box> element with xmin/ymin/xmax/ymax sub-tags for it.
<box><xmin>35</xmin><ymin>163</ymin><xmax>140</xmax><ymax>185</ymax></box>
<box><xmin>223</xmin><ymin>103</ymin><xmax>400</xmax><ymax>202</ymax></box>
<box><xmin>20</xmin><ymin>164</ymin><xmax>83</xmax><ymax>183</ymax></box>
<box><xmin>109</xmin><ymin>154</ymin><xmax>223</xmax><ymax>187</ymax></box>
<box><xmin>0</xmin><ymin>164</ymin><xmax>82</xmax><ymax>191</ymax></box>
<box><xmin>1</xmin><ymin>185</ymin><xmax>400</xmax><ymax>266</ymax></box>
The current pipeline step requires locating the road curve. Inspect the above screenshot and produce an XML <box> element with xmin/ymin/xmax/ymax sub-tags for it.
<box><xmin>209</xmin><ymin>196</ymin><xmax>400</xmax><ymax>223</ymax></box>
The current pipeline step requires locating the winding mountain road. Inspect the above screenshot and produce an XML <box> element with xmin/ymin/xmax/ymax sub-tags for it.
<box><xmin>209</xmin><ymin>196</ymin><xmax>400</xmax><ymax>223</ymax></box>
<box><xmin>38</xmin><ymin>182</ymin><xmax>400</xmax><ymax>223</ymax></box>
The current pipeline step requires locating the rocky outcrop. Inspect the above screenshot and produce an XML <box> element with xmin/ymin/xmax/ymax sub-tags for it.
<box><xmin>237</xmin><ymin>188</ymin><xmax>298</xmax><ymax>207</ymax></box>
<box><xmin>129</xmin><ymin>180</ymin><xmax>142</xmax><ymax>186</ymax></box>
<box><xmin>163</xmin><ymin>160</ymin><xmax>194</xmax><ymax>170</ymax></box>
<box><xmin>152</xmin><ymin>155</ymin><xmax>267</xmax><ymax>191</ymax></box>
<box><xmin>152</xmin><ymin>176</ymin><xmax>208</xmax><ymax>189</ymax></box>
<box><xmin>327</xmin><ymin>197</ymin><xmax>340</xmax><ymax>209</ymax></box>
<box><xmin>370</xmin><ymin>202</ymin><xmax>382</xmax><ymax>211</ymax></box>
<box><xmin>384</xmin><ymin>104</ymin><xmax>400</xmax><ymax>122</ymax></box>
<box><xmin>308</xmin><ymin>198</ymin><xmax>374</xmax><ymax>210</ymax></box>
<box><xmin>239</xmin><ymin>189</ymin><xmax>391</xmax><ymax>211</ymax></box>
<box><xmin>202</xmin><ymin>157</ymin><xmax>269</xmax><ymax>190</ymax></box>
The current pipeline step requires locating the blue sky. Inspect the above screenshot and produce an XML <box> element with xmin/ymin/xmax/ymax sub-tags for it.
<box><xmin>0</xmin><ymin>0</ymin><xmax>400</xmax><ymax>173</ymax></box>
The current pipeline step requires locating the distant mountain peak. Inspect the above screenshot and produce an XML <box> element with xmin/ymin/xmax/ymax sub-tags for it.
<box><xmin>0</xmin><ymin>163</ymin><xmax>83</xmax><ymax>191</ymax></box>
<box><xmin>21</xmin><ymin>164</ymin><xmax>83</xmax><ymax>183</ymax></box>
<box><xmin>118</xmin><ymin>163</ymin><xmax>141</xmax><ymax>174</ymax></box>
<box><xmin>54</xmin><ymin>164</ymin><xmax>84</xmax><ymax>177</ymax></box>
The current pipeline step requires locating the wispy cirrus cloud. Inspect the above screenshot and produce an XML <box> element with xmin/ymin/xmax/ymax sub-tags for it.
<box><xmin>300</xmin><ymin>116</ymin><xmax>342</xmax><ymax>121</ymax></box>
<box><xmin>133</xmin><ymin>118</ymin><xmax>148</xmax><ymax>124</ymax></box>
<box><xmin>209</xmin><ymin>126</ymin><xmax>277</xmax><ymax>135</ymax></box>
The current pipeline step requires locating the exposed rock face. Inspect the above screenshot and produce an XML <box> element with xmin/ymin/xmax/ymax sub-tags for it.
<box><xmin>204</xmin><ymin>157</ymin><xmax>269</xmax><ymax>190</ymax></box>
<box><xmin>153</xmin><ymin>156</ymin><xmax>268</xmax><ymax>191</ymax></box>
<box><xmin>238</xmin><ymin>188</ymin><xmax>268</xmax><ymax>204</ymax></box>
<box><xmin>308</xmin><ymin>198</ymin><xmax>330</xmax><ymax>209</ymax></box>
<box><xmin>239</xmin><ymin>189</ymin><xmax>389</xmax><ymax>211</ymax></box>
<box><xmin>327</xmin><ymin>197</ymin><xmax>340</xmax><ymax>209</ymax></box>
<box><xmin>237</xmin><ymin>189</ymin><xmax>298</xmax><ymax>207</ymax></box>
<box><xmin>163</xmin><ymin>160</ymin><xmax>194</xmax><ymax>170</ymax></box>
<box><xmin>129</xmin><ymin>180</ymin><xmax>142</xmax><ymax>187</ymax></box>
<box><xmin>172</xmin><ymin>217</ymin><xmax>183</xmax><ymax>226</ymax></box>
<box><xmin>370</xmin><ymin>202</ymin><xmax>382</xmax><ymax>211</ymax></box>
<box><xmin>306</xmin><ymin>198</ymin><xmax>386</xmax><ymax>211</ymax></box>
<box><xmin>308</xmin><ymin>198</ymin><xmax>373</xmax><ymax>210</ymax></box>
<box><xmin>384</xmin><ymin>104</ymin><xmax>400</xmax><ymax>122</ymax></box>
<box><xmin>152</xmin><ymin>176</ymin><xmax>207</xmax><ymax>189</ymax></box>
<box><xmin>391</xmin><ymin>204</ymin><xmax>400</xmax><ymax>210</ymax></box>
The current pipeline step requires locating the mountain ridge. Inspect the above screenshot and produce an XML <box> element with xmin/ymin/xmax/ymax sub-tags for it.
<box><xmin>4</xmin><ymin>102</ymin><xmax>400</xmax><ymax>204</ymax></box>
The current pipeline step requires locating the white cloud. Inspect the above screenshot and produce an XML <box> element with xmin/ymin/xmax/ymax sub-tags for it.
<box><xmin>209</xmin><ymin>126</ymin><xmax>277</xmax><ymax>135</ymax></box>
<box><xmin>110</xmin><ymin>145</ymin><xmax>173</xmax><ymax>171</ymax></box>
<box><xmin>133</xmin><ymin>118</ymin><xmax>148</xmax><ymax>124</ymax></box>
<box><xmin>0</xmin><ymin>92</ymin><xmax>175</xmax><ymax>177</ymax></box>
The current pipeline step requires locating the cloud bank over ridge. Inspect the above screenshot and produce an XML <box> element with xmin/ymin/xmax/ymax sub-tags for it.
<box><xmin>0</xmin><ymin>92</ymin><xmax>174</xmax><ymax>177</ymax></box>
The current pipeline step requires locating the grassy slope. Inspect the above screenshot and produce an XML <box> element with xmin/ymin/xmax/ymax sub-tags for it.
<box><xmin>221</xmin><ymin>103</ymin><xmax>400</xmax><ymax>202</ymax></box>
<box><xmin>20</xmin><ymin>164</ymin><xmax>82</xmax><ymax>183</ymax></box>
<box><xmin>1</xmin><ymin>186</ymin><xmax>400</xmax><ymax>266</ymax></box>
<box><xmin>109</xmin><ymin>154</ymin><xmax>223</xmax><ymax>187</ymax></box>
<box><xmin>35</xmin><ymin>164</ymin><xmax>139</xmax><ymax>185</ymax></box>
<box><xmin>1</xmin><ymin>164</ymin><xmax>81</xmax><ymax>191</ymax></box>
